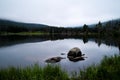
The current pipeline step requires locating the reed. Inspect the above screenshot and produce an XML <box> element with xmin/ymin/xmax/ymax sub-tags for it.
<box><xmin>78</xmin><ymin>55</ymin><xmax>120</xmax><ymax>80</ymax></box>
<box><xmin>0</xmin><ymin>55</ymin><xmax>120</xmax><ymax>80</ymax></box>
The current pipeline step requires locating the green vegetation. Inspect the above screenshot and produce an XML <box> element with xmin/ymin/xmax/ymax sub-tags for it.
<box><xmin>0</xmin><ymin>64</ymin><xmax>69</xmax><ymax>80</ymax></box>
<box><xmin>0</xmin><ymin>32</ymin><xmax>49</xmax><ymax>36</ymax></box>
<box><xmin>78</xmin><ymin>55</ymin><xmax>120</xmax><ymax>80</ymax></box>
<box><xmin>0</xmin><ymin>55</ymin><xmax>120</xmax><ymax>80</ymax></box>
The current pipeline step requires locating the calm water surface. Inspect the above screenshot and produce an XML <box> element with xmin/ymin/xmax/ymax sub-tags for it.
<box><xmin>0</xmin><ymin>36</ymin><xmax>119</xmax><ymax>72</ymax></box>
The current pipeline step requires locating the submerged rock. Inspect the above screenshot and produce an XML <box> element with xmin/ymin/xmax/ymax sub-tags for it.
<box><xmin>61</xmin><ymin>53</ymin><xmax>65</xmax><ymax>55</ymax></box>
<box><xmin>67</xmin><ymin>47</ymin><xmax>85</xmax><ymax>62</ymax></box>
<box><xmin>45</xmin><ymin>57</ymin><xmax>65</xmax><ymax>63</ymax></box>
<box><xmin>68</xmin><ymin>56</ymin><xmax>85</xmax><ymax>62</ymax></box>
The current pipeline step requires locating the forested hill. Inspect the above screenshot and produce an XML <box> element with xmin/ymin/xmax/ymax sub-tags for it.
<box><xmin>0</xmin><ymin>19</ymin><xmax>51</xmax><ymax>28</ymax></box>
<box><xmin>0</xmin><ymin>19</ymin><xmax>52</xmax><ymax>32</ymax></box>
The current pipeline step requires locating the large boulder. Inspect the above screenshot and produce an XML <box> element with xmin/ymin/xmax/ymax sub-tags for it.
<box><xmin>67</xmin><ymin>47</ymin><xmax>82</xmax><ymax>57</ymax></box>
<box><xmin>67</xmin><ymin>47</ymin><xmax>85</xmax><ymax>62</ymax></box>
<box><xmin>45</xmin><ymin>57</ymin><xmax>65</xmax><ymax>63</ymax></box>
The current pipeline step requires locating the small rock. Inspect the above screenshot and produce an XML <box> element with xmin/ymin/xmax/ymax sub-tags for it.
<box><xmin>45</xmin><ymin>57</ymin><xmax>65</xmax><ymax>63</ymax></box>
<box><xmin>61</xmin><ymin>53</ymin><xmax>65</xmax><ymax>55</ymax></box>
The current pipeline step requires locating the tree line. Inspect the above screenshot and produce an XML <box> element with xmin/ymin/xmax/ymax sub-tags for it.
<box><xmin>0</xmin><ymin>19</ymin><xmax>120</xmax><ymax>37</ymax></box>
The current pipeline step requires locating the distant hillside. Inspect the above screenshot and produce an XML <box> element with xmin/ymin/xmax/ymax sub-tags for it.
<box><xmin>90</xmin><ymin>18</ymin><xmax>120</xmax><ymax>28</ymax></box>
<box><xmin>0</xmin><ymin>19</ymin><xmax>53</xmax><ymax>32</ymax></box>
<box><xmin>102</xmin><ymin>18</ymin><xmax>120</xmax><ymax>27</ymax></box>
<box><xmin>0</xmin><ymin>19</ymin><xmax>50</xmax><ymax>28</ymax></box>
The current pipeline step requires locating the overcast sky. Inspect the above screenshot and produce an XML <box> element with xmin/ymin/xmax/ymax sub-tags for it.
<box><xmin>0</xmin><ymin>0</ymin><xmax>120</xmax><ymax>27</ymax></box>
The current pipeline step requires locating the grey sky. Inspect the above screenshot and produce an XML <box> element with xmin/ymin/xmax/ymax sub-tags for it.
<box><xmin>0</xmin><ymin>0</ymin><xmax>120</xmax><ymax>26</ymax></box>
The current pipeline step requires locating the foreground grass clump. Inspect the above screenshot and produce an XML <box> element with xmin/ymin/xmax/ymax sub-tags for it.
<box><xmin>0</xmin><ymin>55</ymin><xmax>120</xmax><ymax>80</ymax></box>
<box><xmin>0</xmin><ymin>64</ymin><xmax>69</xmax><ymax>80</ymax></box>
<box><xmin>78</xmin><ymin>55</ymin><xmax>120</xmax><ymax>80</ymax></box>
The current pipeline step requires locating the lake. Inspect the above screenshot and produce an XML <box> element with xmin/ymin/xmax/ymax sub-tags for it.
<box><xmin>0</xmin><ymin>35</ymin><xmax>119</xmax><ymax>73</ymax></box>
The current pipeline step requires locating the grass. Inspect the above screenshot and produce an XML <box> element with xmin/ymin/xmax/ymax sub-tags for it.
<box><xmin>0</xmin><ymin>32</ymin><xmax>49</xmax><ymax>36</ymax></box>
<box><xmin>78</xmin><ymin>55</ymin><xmax>120</xmax><ymax>80</ymax></box>
<box><xmin>0</xmin><ymin>64</ymin><xmax>69</xmax><ymax>80</ymax></box>
<box><xmin>0</xmin><ymin>32</ymin><xmax>105</xmax><ymax>36</ymax></box>
<box><xmin>0</xmin><ymin>55</ymin><xmax>120</xmax><ymax>80</ymax></box>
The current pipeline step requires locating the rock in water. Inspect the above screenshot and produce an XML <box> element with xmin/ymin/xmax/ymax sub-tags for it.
<box><xmin>67</xmin><ymin>47</ymin><xmax>85</xmax><ymax>62</ymax></box>
<box><xmin>61</xmin><ymin>53</ymin><xmax>65</xmax><ymax>55</ymax></box>
<box><xmin>45</xmin><ymin>57</ymin><xmax>65</xmax><ymax>63</ymax></box>
<box><xmin>67</xmin><ymin>47</ymin><xmax>82</xmax><ymax>57</ymax></box>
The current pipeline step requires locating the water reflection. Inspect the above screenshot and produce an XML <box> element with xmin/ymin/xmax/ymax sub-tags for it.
<box><xmin>67</xmin><ymin>56</ymin><xmax>85</xmax><ymax>62</ymax></box>
<box><xmin>0</xmin><ymin>35</ymin><xmax>119</xmax><ymax>52</ymax></box>
<box><xmin>82</xmin><ymin>36</ymin><xmax>88</xmax><ymax>44</ymax></box>
<box><xmin>0</xmin><ymin>35</ymin><xmax>119</xmax><ymax>72</ymax></box>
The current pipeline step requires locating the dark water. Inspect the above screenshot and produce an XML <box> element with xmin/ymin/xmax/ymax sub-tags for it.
<box><xmin>0</xmin><ymin>35</ymin><xmax>119</xmax><ymax>72</ymax></box>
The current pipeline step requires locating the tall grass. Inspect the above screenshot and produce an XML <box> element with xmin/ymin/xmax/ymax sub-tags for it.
<box><xmin>0</xmin><ymin>64</ymin><xmax>69</xmax><ymax>80</ymax></box>
<box><xmin>78</xmin><ymin>55</ymin><xmax>120</xmax><ymax>80</ymax></box>
<box><xmin>0</xmin><ymin>55</ymin><xmax>120</xmax><ymax>80</ymax></box>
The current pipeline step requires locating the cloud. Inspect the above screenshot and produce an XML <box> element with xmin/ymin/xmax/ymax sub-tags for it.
<box><xmin>0</xmin><ymin>0</ymin><xmax>120</xmax><ymax>26</ymax></box>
